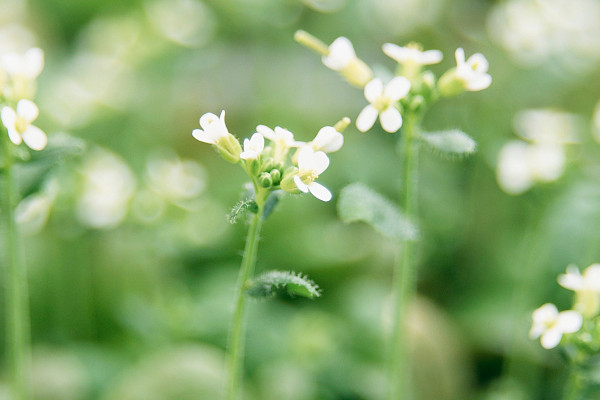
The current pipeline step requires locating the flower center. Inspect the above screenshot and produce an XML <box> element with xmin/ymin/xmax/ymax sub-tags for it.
<box><xmin>299</xmin><ymin>170</ymin><xmax>318</xmax><ymax>184</ymax></box>
<box><xmin>15</xmin><ymin>116</ymin><xmax>29</xmax><ymax>133</ymax></box>
<box><xmin>373</xmin><ymin>96</ymin><xmax>391</xmax><ymax>112</ymax></box>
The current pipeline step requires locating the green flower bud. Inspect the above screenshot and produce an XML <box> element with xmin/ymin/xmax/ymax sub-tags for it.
<box><xmin>215</xmin><ymin>133</ymin><xmax>242</xmax><ymax>163</ymax></box>
<box><xmin>270</xmin><ymin>169</ymin><xmax>281</xmax><ymax>185</ymax></box>
<box><xmin>258</xmin><ymin>172</ymin><xmax>273</xmax><ymax>188</ymax></box>
<box><xmin>437</xmin><ymin>69</ymin><xmax>466</xmax><ymax>97</ymax></box>
<box><xmin>280</xmin><ymin>167</ymin><xmax>300</xmax><ymax>194</ymax></box>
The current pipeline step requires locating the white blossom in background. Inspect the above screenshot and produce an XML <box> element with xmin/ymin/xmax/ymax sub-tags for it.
<box><xmin>558</xmin><ymin>264</ymin><xmax>600</xmax><ymax>317</ymax></box>
<box><xmin>1</xmin><ymin>47</ymin><xmax>44</xmax><ymax>80</ymax></box>
<box><xmin>454</xmin><ymin>48</ymin><xmax>492</xmax><ymax>91</ymax></box>
<box><xmin>514</xmin><ymin>109</ymin><xmax>581</xmax><ymax>144</ymax></box>
<box><xmin>382</xmin><ymin>43</ymin><xmax>443</xmax><ymax>67</ymax></box>
<box><xmin>77</xmin><ymin>149</ymin><xmax>136</xmax><ymax>229</ymax></box>
<box><xmin>319</xmin><ymin>36</ymin><xmax>372</xmax><ymax>87</ymax></box>
<box><xmin>487</xmin><ymin>0</ymin><xmax>600</xmax><ymax>70</ymax></box>
<box><xmin>293</xmin><ymin>147</ymin><xmax>332</xmax><ymax>202</ymax></box>
<box><xmin>1</xmin><ymin>99</ymin><xmax>47</xmax><ymax>150</ymax></box>
<box><xmin>356</xmin><ymin>77</ymin><xmax>411</xmax><ymax>133</ymax></box>
<box><xmin>529</xmin><ymin>303</ymin><xmax>582</xmax><ymax>349</ymax></box>
<box><xmin>257</xmin><ymin>125</ymin><xmax>300</xmax><ymax>162</ymax></box>
<box><xmin>363</xmin><ymin>0</ymin><xmax>445</xmax><ymax>36</ymax></box>
<box><xmin>240</xmin><ymin>133</ymin><xmax>265</xmax><ymax>160</ymax></box>
<box><xmin>146</xmin><ymin>153</ymin><xmax>207</xmax><ymax>202</ymax></box>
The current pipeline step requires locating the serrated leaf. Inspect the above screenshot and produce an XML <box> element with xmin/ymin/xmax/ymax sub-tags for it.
<box><xmin>227</xmin><ymin>199</ymin><xmax>257</xmax><ymax>224</ymax></box>
<box><xmin>337</xmin><ymin>183</ymin><xmax>417</xmax><ymax>242</ymax></box>
<box><xmin>247</xmin><ymin>270</ymin><xmax>321</xmax><ymax>299</ymax></box>
<box><xmin>419</xmin><ymin>129</ymin><xmax>476</xmax><ymax>159</ymax></box>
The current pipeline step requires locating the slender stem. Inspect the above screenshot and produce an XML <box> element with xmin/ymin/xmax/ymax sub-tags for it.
<box><xmin>225</xmin><ymin>208</ymin><xmax>264</xmax><ymax>400</ymax></box>
<box><xmin>2</xmin><ymin>132</ymin><xmax>31</xmax><ymax>400</ymax></box>
<box><xmin>389</xmin><ymin>115</ymin><xmax>419</xmax><ymax>400</ymax></box>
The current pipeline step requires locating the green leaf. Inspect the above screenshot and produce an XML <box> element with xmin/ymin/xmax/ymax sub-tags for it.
<box><xmin>247</xmin><ymin>270</ymin><xmax>321</xmax><ymax>299</ymax></box>
<box><xmin>262</xmin><ymin>190</ymin><xmax>282</xmax><ymax>220</ymax></box>
<box><xmin>419</xmin><ymin>129</ymin><xmax>477</xmax><ymax>159</ymax></box>
<box><xmin>337</xmin><ymin>183</ymin><xmax>417</xmax><ymax>242</ymax></box>
<box><xmin>227</xmin><ymin>199</ymin><xmax>257</xmax><ymax>224</ymax></box>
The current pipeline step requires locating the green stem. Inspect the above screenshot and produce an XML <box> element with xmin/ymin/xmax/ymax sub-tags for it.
<box><xmin>389</xmin><ymin>115</ymin><xmax>419</xmax><ymax>400</ymax></box>
<box><xmin>225</xmin><ymin>207</ymin><xmax>264</xmax><ymax>400</ymax></box>
<box><xmin>2</xmin><ymin>133</ymin><xmax>31</xmax><ymax>400</ymax></box>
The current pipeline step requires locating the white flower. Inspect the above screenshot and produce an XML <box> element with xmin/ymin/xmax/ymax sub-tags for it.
<box><xmin>496</xmin><ymin>140</ymin><xmax>565</xmax><ymax>195</ymax></box>
<box><xmin>307</xmin><ymin>126</ymin><xmax>343</xmax><ymax>153</ymax></box>
<box><xmin>382</xmin><ymin>43</ymin><xmax>443</xmax><ymax>66</ymax></box>
<box><xmin>1</xmin><ymin>99</ymin><xmax>47</xmax><ymax>150</ymax></box>
<box><xmin>454</xmin><ymin>48</ymin><xmax>492</xmax><ymax>91</ymax></box>
<box><xmin>356</xmin><ymin>77</ymin><xmax>411</xmax><ymax>133</ymax></box>
<box><xmin>240</xmin><ymin>132</ymin><xmax>265</xmax><ymax>160</ymax></box>
<box><xmin>529</xmin><ymin>303</ymin><xmax>582</xmax><ymax>349</ymax></box>
<box><xmin>1</xmin><ymin>47</ymin><xmax>44</xmax><ymax>79</ymax></box>
<box><xmin>256</xmin><ymin>125</ymin><xmax>299</xmax><ymax>162</ymax></box>
<box><xmin>514</xmin><ymin>109</ymin><xmax>581</xmax><ymax>145</ymax></box>
<box><xmin>192</xmin><ymin>110</ymin><xmax>229</xmax><ymax>144</ymax></box>
<box><xmin>558</xmin><ymin>264</ymin><xmax>600</xmax><ymax>317</ymax></box>
<box><xmin>293</xmin><ymin>147</ymin><xmax>332</xmax><ymax>202</ymax></box>
<box><xmin>322</xmin><ymin>37</ymin><xmax>355</xmax><ymax>71</ymax></box>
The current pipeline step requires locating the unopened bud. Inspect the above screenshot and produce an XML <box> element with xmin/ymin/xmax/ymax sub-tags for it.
<box><xmin>333</xmin><ymin>117</ymin><xmax>351</xmax><ymax>133</ymax></box>
<box><xmin>280</xmin><ymin>168</ymin><xmax>300</xmax><ymax>194</ymax></box>
<box><xmin>270</xmin><ymin>169</ymin><xmax>281</xmax><ymax>185</ymax></box>
<box><xmin>258</xmin><ymin>172</ymin><xmax>273</xmax><ymax>188</ymax></box>
<box><xmin>294</xmin><ymin>30</ymin><xmax>329</xmax><ymax>55</ymax></box>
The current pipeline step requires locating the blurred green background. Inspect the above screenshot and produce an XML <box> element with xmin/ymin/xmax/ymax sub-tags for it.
<box><xmin>2</xmin><ymin>0</ymin><xmax>600</xmax><ymax>398</ymax></box>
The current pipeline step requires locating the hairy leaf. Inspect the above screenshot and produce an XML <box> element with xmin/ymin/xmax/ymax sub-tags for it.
<box><xmin>419</xmin><ymin>129</ymin><xmax>476</xmax><ymax>159</ymax></box>
<box><xmin>247</xmin><ymin>270</ymin><xmax>321</xmax><ymax>299</ymax></box>
<box><xmin>337</xmin><ymin>183</ymin><xmax>417</xmax><ymax>242</ymax></box>
<box><xmin>227</xmin><ymin>199</ymin><xmax>257</xmax><ymax>224</ymax></box>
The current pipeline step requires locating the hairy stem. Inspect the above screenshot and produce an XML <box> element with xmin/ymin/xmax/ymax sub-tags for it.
<box><xmin>389</xmin><ymin>115</ymin><xmax>419</xmax><ymax>400</ymax></box>
<box><xmin>225</xmin><ymin>208</ymin><xmax>264</xmax><ymax>400</ymax></box>
<box><xmin>2</xmin><ymin>133</ymin><xmax>31</xmax><ymax>400</ymax></box>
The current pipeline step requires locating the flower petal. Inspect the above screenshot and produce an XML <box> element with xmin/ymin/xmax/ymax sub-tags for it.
<box><xmin>311</xmin><ymin>151</ymin><xmax>330</xmax><ymax>175</ymax></box>
<box><xmin>256</xmin><ymin>125</ymin><xmax>275</xmax><ymax>140</ymax></box>
<box><xmin>384</xmin><ymin>76</ymin><xmax>411</xmax><ymax>101</ymax></box>
<box><xmin>556</xmin><ymin>311</ymin><xmax>583</xmax><ymax>334</ymax></box>
<box><xmin>24</xmin><ymin>47</ymin><xmax>44</xmax><ymax>78</ymax></box>
<box><xmin>532</xmin><ymin>303</ymin><xmax>558</xmax><ymax>324</ymax></box>
<box><xmin>466</xmin><ymin>73</ymin><xmax>492</xmax><ymax>91</ymax></box>
<box><xmin>308</xmin><ymin>182</ymin><xmax>332</xmax><ymax>202</ymax></box>
<box><xmin>21</xmin><ymin>125</ymin><xmax>47</xmax><ymax>151</ymax></box>
<box><xmin>192</xmin><ymin>128</ymin><xmax>215</xmax><ymax>144</ymax></box>
<box><xmin>467</xmin><ymin>53</ymin><xmax>489</xmax><ymax>73</ymax></box>
<box><xmin>558</xmin><ymin>265</ymin><xmax>584</xmax><ymax>291</ymax></box>
<box><xmin>17</xmin><ymin>99</ymin><xmax>39</xmax><ymax>122</ymax></box>
<box><xmin>1</xmin><ymin>106</ymin><xmax>17</xmax><ymax>128</ymax></box>
<box><xmin>380</xmin><ymin>106</ymin><xmax>402</xmax><ymax>133</ymax></box>
<box><xmin>364</xmin><ymin>78</ymin><xmax>383</xmax><ymax>103</ymax></box>
<box><xmin>421</xmin><ymin>50</ymin><xmax>443</xmax><ymax>65</ymax></box>
<box><xmin>199</xmin><ymin>112</ymin><xmax>219</xmax><ymax>130</ymax></box>
<box><xmin>293</xmin><ymin>175</ymin><xmax>309</xmax><ymax>193</ymax></box>
<box><xmin>540</xmin><ymin>328</ymin><xmax>562</xmax><ymax>349</ymax></box>
<box><xmin>356</xmin><ymin>105</ymin><xmax>378</xmax><ymax>133</ymax></box>
<box><xmin>322</xmin><ymin>37</ymin><xmax>355</xmax><ymax>70</ymax></box>
<box><xmin>381</xmin><ymin>43</ymin><xmax>409</xmax><ymax>63</ymax></box>
<box><xmin>312</xmin><ymin>126</ymin><xmax>343</xmax><ymax>153</ymax></box>
<box><xmin>455</xmin><ymin>48</ymin><xmax>466</xmax><ymax>66</ymax></box>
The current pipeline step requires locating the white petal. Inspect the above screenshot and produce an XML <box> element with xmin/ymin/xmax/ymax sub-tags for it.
<box><xmin>311</xmin><ymin>151</ymin><xmax>330</xmax><ymax>175</ymax></box>
<box><xmin>322</xmin><ymin>37</ymin><xmax>355</xmax><ymax>70</ymax></box>
<box><xmin>296</xmin><ymin>147</ymin><xmax>314</xmax><ymax>171</ymax></box>
<box><xmin>364</xmin><ymin>78</ymin><xmax>383</xmax><ymax>103</ymax></box>
<box><xmin>583</xmin><ymin>264</ymin><xmax>600</xmax><ymax>290</ymax></box>
<box><xmin>312</xmin><ymin>126</ymin><xmax>343</xmax><ymax>153</ymax></box>
<box><xmin>540</xmin><ymin>329</ymin><xmax>563</xmax><ymax>349</ymax></box>
<box><xmin>199</xmin><ymin>112</ymin><xmax>219</xmax><ymax>130</ymax></box>
<box><xmin>7</xmin><ymin>128</ymin><xmax>22</xmax><ymax>145</ymax></box>
<box><xmin>356</xmin><ymin>105</ymin><xmax>378</xmax><ymax>132</ymax></box>
<box><xmin>532</xmin><ymin>303</ymin><xmax>558</xmax><ymax>324</ymax></box>
<box><xmin>455</xmin><ymin>48</ymin><xmax>466</xmax><ymax>66</ymax></box>
<box><xmin>24</xmin><ymin>47</ymin><xmax>44</xmax><ymax>78</ymax></box>
<box><xmin>307</xmin><ymin>182</ymin><xmax>332</xmax><ymax>201</ymax></box>
<box><xmin>467</xmin><ymin>53</ymin><xmax>489</xmax><ymax>73</ymax></box>
<box><xmin>249</xmin><ymin>132</ymin><xmax>264</xmax><ymax>153</ymax></box>
<box><xmin>256</xmin><ymin>125</ymin><xmax>275</xmax><ymax>140</ymax></box>
<box><xmin>558</xmin><ymin>265</ymin><xmax>584</xmax><ymax>291</ymax></box>
<box><xmin>239</xmin><ymin>150</ymin><xmax>256</xmax><ymax>160</ymax></box>
<box><xmin>21</xmin><ymin>125</ymin><xmax>47</xmax><ymax>150</ymax></box>
<box><xmin>381</xmin><ymin>43</ymin><xmax>409</xmax><ymax>63</ymax></box>
<box><xmin>529</xmin><ymin>323</ymin><xmax>545</xmax><ymax>339</ymax></box>
<box><xmin>384</xmin><ymin>76</ymin><xmax>411</xmax><ymax>101</ymax></box>
<box><xmin>420</xmin><ymin>50</ymin><xmax>443</xmax><ymax>65</ymax></box>
<box><xmin>293</xmin><ymin>175</ymin><xmax>309</xmax><ymax>193</ymax></box>
<box><xmin>379</xmin><ymin>106</ymin><xmax>402</xmax><ymax>133</ymax></box>
<box><xmin>192</xmin><ymin>129</ymin><xmax>215</xmax><ymax>144</ymax></box>
<box><xmin>17</xmin><ymin>99</ymin><xmax>39</xmax><ymax>122</ymax></box>
<box><xmin>1</xmin><ymin>106</ymin><xmax>17</xmax><ymax>128</ymax></box>
<box><xmin>496</xmin><ymin>141</ymin><xmax>533</xmax><ymax>195</ymax></box>
<box><xmin>466</xmin><ymin>73</ymin><xmax>492</xmax><ymax>91</ymax></box>
<box><xmin>556</xmin><ymin>311</ymin><xmax>583</xmax><ymax>333</ymax></box>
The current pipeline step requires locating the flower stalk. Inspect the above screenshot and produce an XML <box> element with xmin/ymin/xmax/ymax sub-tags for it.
<box><xmin>1</xmin><ymin>126</ymin><xmax>31</xmax><ymax>400</ymax></box>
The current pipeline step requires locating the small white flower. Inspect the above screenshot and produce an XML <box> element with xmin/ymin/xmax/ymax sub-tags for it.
<box><xmin>529</xmin><ymin>303</ymin><xmax>582</xmax><ymax>349</ymax></box>
<box><xmin>514</xmin><ymin>109</ymin><xmax>581</xmax><ymax>145</ymax></box>
<box><xmin>307</xmin><ymin>126</ymin><xmax>343</xmax><ymax>153</ymax></box>
<box><xmin>240</xmin><ymin>132</ymin><xmax>265</xmax><ymax>160</ymax></box>
<box><xmin>558</xmin><ymin>264</ymin><xmax>600</xmax><ymax>292</ymax></box>
<box><xmin>322</xmin><ymin>37</ymin><xmax>355</xmax><ymax>71</ymax></box>
<box><xmin>382</xmin><ymin>43</ymin><xmax>443</xmax><ymax>66</ymax></box>
<box><xmin>256</xmin><ymin>125</ymin><xmax>300</xmax><ymax>161</ymax></box>
<box><xmin>1</xmin><ymin>47</ymin><xmax>44</xmax><ymax>79</ymax></box>
<box><xmin>356</xmin><ymin>77</ymin><xmax>411</xmax><ymax>133</ymax></box>
<box><xmin>1</xmin><ymin>99</ymin><xmax>47</xmax><ymax>150</ymax></box>
<box><xmin>293</xmin><ymin>147</ymin><xmax>332</xmax><ymax>202</ymax></box>
<box><xmin>192</xmin><ymin>110</ymin><xmax>229</xmax><ymax>144</ymax></box>
<box><xmin>454</xmin><ymin>48</ymin><xmax>492</xmax><ymax>91</ymax></box>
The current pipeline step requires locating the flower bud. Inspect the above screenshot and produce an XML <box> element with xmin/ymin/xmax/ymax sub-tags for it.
<box><xmin>437</xmin><ymin>69</ymin><xmax>466</xmax><ymax>97</ymax></box>
<box><xmin>270</xmin><ymin>169</ymin><xmax>281</xmax><ymax>185</ymax></box>
<box><xmin>215</xmin><ymin>133</ymin><xmax>242</xmax><ymax>163</ymax></box>
<box><xmin>333</xmin><ymin>117</ymin><xmax>351</xmax><ymax>133</ymax></box>
<box><xmin>280</xmin><ymin>168</ymin><xmax>300</xmax><ymax>194</ymax></box>
<box><xmin>340</xmin><ymin>58</ymin><xmax>373</xmax><ymax>88</ymax></box>
<box><xmin>258</xmin><ymin>172</ymin><xmax>273</xmax><ymax>188</ymax></box>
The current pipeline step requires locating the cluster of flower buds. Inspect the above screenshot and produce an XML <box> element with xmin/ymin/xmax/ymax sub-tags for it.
<box><xmin>294</xmin><ymin>31</ymin><xmax>491</xmax><ymax>134</ymax></box>
<box><xmin>0</xmin><ymin>47</ymin><xmax>47</xmax><ymax>151</ymax></box>
<box><xmin>530</xmin><ymin>264</ymin><xmax>600</xmax><ymax>350</ymax></box>
<box><xmin>192</xmin><ymin>111</ymin><xmax>348</xmax><ymax>204</ymax></box>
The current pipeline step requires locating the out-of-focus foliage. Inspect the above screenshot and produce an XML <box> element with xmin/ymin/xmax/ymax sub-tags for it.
<box><xmin>1</xmin><ymin>0</ymin><xmax>600</xmax><ymax>399</ymax></box>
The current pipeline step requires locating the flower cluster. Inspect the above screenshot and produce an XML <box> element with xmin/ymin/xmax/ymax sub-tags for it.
<box><xmin>0</xmin><ymin>47</ymin><xmax>47</xmax><ymax>151</ymax></box>
<box><xmin>295</xmin><ymin>31</ymin><xmax>491</xmax><ymax>134</ymax></box>
<box><xmin>496</xmin><ymin>109</ymin><xmax>581</xmax><ymax>195</ymax></box>
<box><xmin>530</xmin><ymin>264</ymin><xmax>600</xmax><ymax>350</ymax></box>
<box><xmin>192</xmin><ymin>111</ymin><xmax>347</xmax><ymax>205</ymax></box>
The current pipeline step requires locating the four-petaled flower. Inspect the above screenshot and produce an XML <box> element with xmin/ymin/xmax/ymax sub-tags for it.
<box><xmin>1</xmin><ymin>99</ymin><xmax>47</xmax><ymax>150</ymax></box>
<box><xmin>1</xmin><ymin>47</ymin><xmax>44</xmax><ymax>80</ymax></box>
<box><xmin>356</xmin><ymin>77</ymin><xmax>411</xmax><ymax>133</ymax></box>
<box><xmin>454</xmin><ymin>48</ymin><xmax>492</xmax><ymax>91</ymax></box>
<box><xmin>529</xmin><ymin>303</ymin><xmax>582</xmax><ymax>349</ymax></box>
<box><xmin>192</xmin><ymin>110</ymin><xmax>229</xmax><ymax>144</ymax></box>
<box><xmin>293</xmin><ymin>147</ymin><xmax>332</xmax><ymax>202</ymax></box>
<box><xmin>382</xmin><ymin>43</ymin><xmax>443</xmax><ymax>67</ymax></box>
<box><xmin>240</xmin><ymin>132</ymin><xmax>265</xmax><ymax>160</ymax></box>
